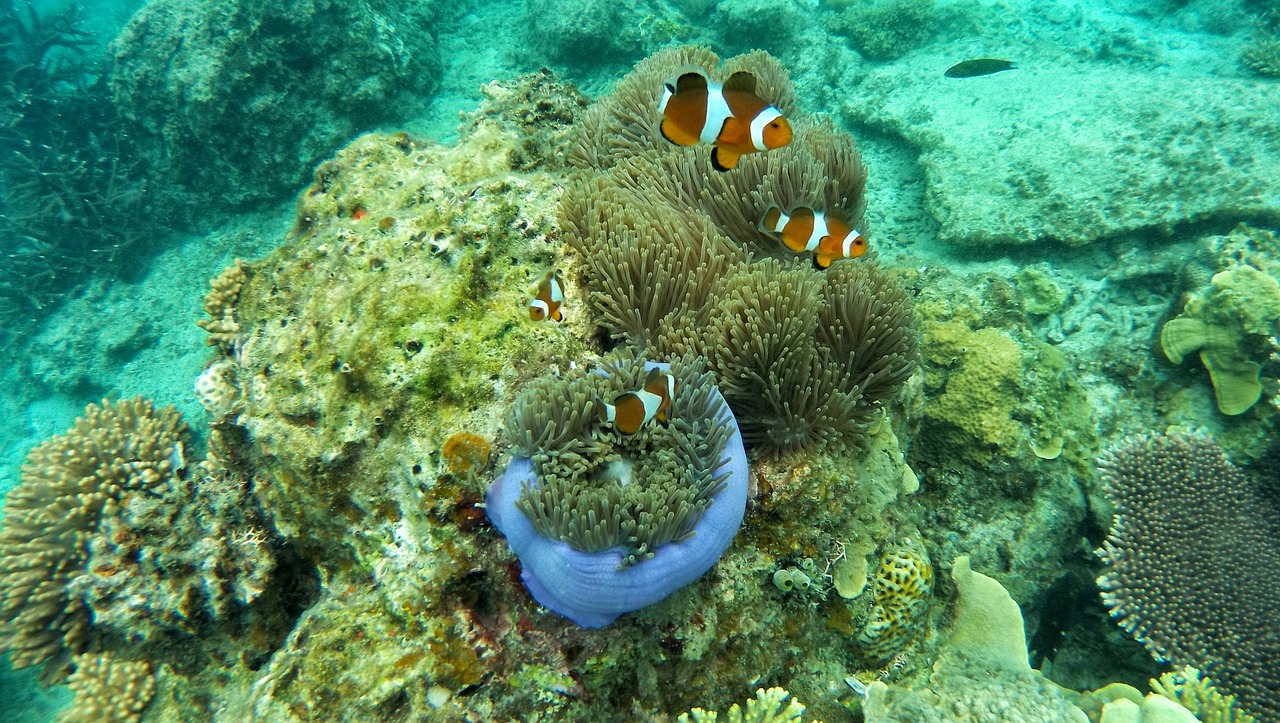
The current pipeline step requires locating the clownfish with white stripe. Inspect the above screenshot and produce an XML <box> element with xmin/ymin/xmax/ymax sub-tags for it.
<box><xmin>658</xmin><ymin>69</ymin><xmax>793</xmax><ymax>172</ymax></box>
<box><xmin>597</xmin><ymin>368</ymin><xmax>676</xmax><ymax>435</ymax></box>
<box><xmin>528</xmin><ymin>270</ymin><xmax>565</xmax><ymax>322</ymax></box>
<box><xmin>759</xmin><ymin>206</ymin><xmax>869</xmax><ymax>269</ymax></box>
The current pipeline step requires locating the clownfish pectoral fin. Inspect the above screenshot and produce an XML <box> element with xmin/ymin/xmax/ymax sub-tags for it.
<box><xmin>660</xmin><ymin>116</ymin><xmax>700</xmax><ymax>147</ymax></box>
<box><xmin>711</xmin><ymin>146</ymin><xmax>740</xmax><ymax>172</ymax></box>
<box><xmin>814</xmin><ymin>254</ymin><xmax>835</xmax><ymax>270</ymax></box>
<box><xmin>722</xmin><ymin>70</ymin><xmax>758</xmax><ymax>95</ymax></box>
<box><xmin>551</xmin><ymin>307</ymin><xmax>563</xmax><ymax>322</ymax></box>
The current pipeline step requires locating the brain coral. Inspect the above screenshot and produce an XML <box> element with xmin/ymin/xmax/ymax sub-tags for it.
<box><xmin>0</xmin><ymin>397</ymin><xmax>188</xmax><ymax>672</ymax></box>
<box><xmin>487</xmin><ymin>352</ymin><xmax>748</xmax><ymax>627</ymax></box>
<box><xmin>1097</xmin><ymin>432</ymin><xmax>1280</xmax><ymax>722</ymax></box>
<box><xmin>561</xmin><ymin>46</ymin><xmax>918</xmax><ymax>455</ymax></box>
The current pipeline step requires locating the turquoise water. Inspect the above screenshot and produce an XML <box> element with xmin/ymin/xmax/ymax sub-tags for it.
<box><xmin>2</xmin><ymin>0</ymin><xmax>1278</xmax><ymax>720</ymax></box>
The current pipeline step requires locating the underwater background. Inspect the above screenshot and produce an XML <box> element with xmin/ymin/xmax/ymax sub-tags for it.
<box><xmin>1</xmin><ymin>0</ymin><xmax>1278</xmax><ymax>720</ymax></box>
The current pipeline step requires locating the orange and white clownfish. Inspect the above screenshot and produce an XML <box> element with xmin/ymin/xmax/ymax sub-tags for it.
<box><xmin>759</xmin><ymin>206</ymin><xmax>869</xmax><ymax>269</ymax></box>
<box><xmin>658</xmin><ymin>69</ymin><xmax>793</xmax><ymax>172</ymax></box>
<box><xmin>597</xmin><ymin>368</ymin><xmax>676</xmax><ymax>435</ymax></box>
<box><xmin>528</xmin><ymin>270</ymin><xmax>565</xmax><ymax>322</ymax></box>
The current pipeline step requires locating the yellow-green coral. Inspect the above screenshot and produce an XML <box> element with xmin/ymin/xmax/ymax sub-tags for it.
<box><xmin>1150</xmin><ymin>667</ymin><xmax>1257</xmax><ymax>723</ymax></box>
<box><xmin>924</xmin><ymin>322</ymin><xmax>1023</xmax><ymax>454</ymax></box>
<box><xmin>1160</xmin><ymin>263</ymin><xmax>1280</xmax><ymax>415</ymax></box>
<box><xmin>679</xmin><ymin>687</ymin><xmax>813</xmax><ymax>723</ymax></box>
<box><xmin>857</xmin><ymin>542</ymin><xmax>933</xmax><ymax>662</ymax></box>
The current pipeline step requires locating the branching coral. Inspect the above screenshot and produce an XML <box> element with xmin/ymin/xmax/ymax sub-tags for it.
<box><xmin>197</xmin><ymin>259</ymin><xmax>252</xmax><ymax>353</ymax></box>
<box><xmin>1097</xmin><ymin>432</ymin><xmax>1280</xmax><ymax>722</ymax></box>
<box><xmin>57</xmin><ymin>653</ymin><xmax>155</xmax><ymax>723</ymax></box>
<box><xmin>679</xmin><ymin>687</ymin><xmax>811</xmax><ymax>723</ymax></box>
<box><xmin>561</xmin><ymin>46</ymin><xmax>916</xmax><ymax>456</ymax></box>
<box><xmin>0</xmin><ymin>397</ymin><xmax>189</xmax><ymax>671</ymax></box>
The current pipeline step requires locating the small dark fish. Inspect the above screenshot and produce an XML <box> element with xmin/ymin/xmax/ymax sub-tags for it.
<box><xmin>944</xmin><ymin>58</ymin><xmax>1017</xmax><ymax>78</ymax></box>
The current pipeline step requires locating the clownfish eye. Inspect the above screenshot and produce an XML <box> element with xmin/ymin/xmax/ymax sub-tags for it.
<box><xmin>770</xmin><ymin>122</ymin><xmax>780</xmax><ymax>128</ymax></box>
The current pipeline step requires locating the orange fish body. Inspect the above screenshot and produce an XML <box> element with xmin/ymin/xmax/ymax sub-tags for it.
<box><xmin>528</xmin><ymin>270</ymin><xmax>565</xmax><ymax>322</ymax></box>
<box><xmin>659</xmin><ymin>70</ymin><xmax>793</xmax><ymax>172</ymax></box>
<box><xmin>598</xmin><ymin>368</ymin><xmax>676</xmax><ymax>435</ymax></box>
<box><xmin>760</xmin><ymin>206</ymin><xmax>868</xmax><ymax>269</ymax></box>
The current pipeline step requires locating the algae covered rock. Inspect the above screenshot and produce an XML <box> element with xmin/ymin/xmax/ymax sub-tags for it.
<box><xmin>109</xmin><ymin>0</ymin><xmax>443</xmax><ymax>217</ymax></box>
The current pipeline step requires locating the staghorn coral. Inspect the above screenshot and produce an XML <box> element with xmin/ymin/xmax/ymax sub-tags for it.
<box><xmin>57</xmin><ymin>652</ymin><xmax>155</xmax><ymax>723</ymax></box>
<box><xmin>0</xmin><ymin>397</ymin><xmax>189</xmax><ymax>672</ymax></box>
<box><xmin>1097</xmin><ymin>432</ymin><xmax>1280</xmax><ymax>722</ymax></box>
<box><xmin>561</xmin><ymin>46</ymin><xmax>915</xmax><ymax>455</ymax></box>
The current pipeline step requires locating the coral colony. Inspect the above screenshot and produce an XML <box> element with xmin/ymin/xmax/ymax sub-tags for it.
<box><xmin>1</xmin><ymin>37</ymin><xmax>1276</xmax><ymax>723</ymax></box>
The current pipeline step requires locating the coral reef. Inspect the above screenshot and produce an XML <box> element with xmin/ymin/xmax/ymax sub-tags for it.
<box><xmin>57</xmin><ymin>653</ymin><xmax>154</xmax><ymax>723</ymax></box>
<box><xmin>0</xmin><ymin>397</ymin><xmax>189</xmax><ymax>672</ymax></box>
<box><xmin>1097</xmin><ymin>432</ymin><xmax>1280</xmax><ymax>721</ymax></box>
<box><xmin>108</xmin><ymin>0</ymin><xmax>443</xmax><ymax>216</ymax></box>
<box><xmin>562</xmin><ymin>46</ymin><xmax>918</xmax><ymax>456</ymax></box>
<box><xmin>1149</xmin><ymin>667</ymin><xmax>1257</xmax><ymax>723</ymax></box>
<box><xmin>196</xmin><ymin>259</ymin><xmax>251</xmax><ymax>353</ymax></box>
<box><xmin>826</xmin><ymin>0</ymin><xmax>953</xmax><ymax>61</ymax></box>
<box><xmin>488</xmin><ymin>353</ymin><xmax>748</xmax><ymax>626</ymax></box>
<box><xmin>862</xmin><ymin>557</ymin><xmax>1089</xmax><ymax>722</ymax></box>
<box><xmin>0</xmin><ymin>2</ymin><xmax>154</xmax><ymax>326</ymax></box>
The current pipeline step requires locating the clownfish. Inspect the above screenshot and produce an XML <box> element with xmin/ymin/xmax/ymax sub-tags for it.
<box><xmin>528</xmin><ymin>270</ymin><xmax>565</xmax><ymax>322</ymax></box>
<box><xmin>658</xmin><ymin>69</ymin><xmax>793</xmax><ymax>172</ymax></box>
<box><xmin>759</xmin><ymin>206</ymin><xmax>868</xmax><ymax>269</ymax></box>
<box><xmin>598</xmin><ymin>368</ymin><xmax>676</xmax><ymax>435</ymax></box>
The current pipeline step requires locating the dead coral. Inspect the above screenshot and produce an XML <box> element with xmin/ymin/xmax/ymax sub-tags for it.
<box><xmin>57</xmin><ymin>653</ymin><xmax>155</xmax><ymax>723</ymax></box>
<box><xmin>0</xmin><ymin>397</ymin><xmax>189</xmax><ymax>673</ymax></box>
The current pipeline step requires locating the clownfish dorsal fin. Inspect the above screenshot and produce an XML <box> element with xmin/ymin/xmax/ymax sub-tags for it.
<box><xmin>672</xmin><ymin>70</ymin><xmax>709</xmax><ymax>96</ymax></box>
<box><xmin>722</xmin><ymin>71</ymin><xmax>757</xmax><ymax>95</ymax></box>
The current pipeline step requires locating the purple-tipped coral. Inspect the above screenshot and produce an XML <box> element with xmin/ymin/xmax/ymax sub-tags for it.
<box><xmin>487</xmin><ymin>353</ymin><xmax>748</xmax><ymax>627</ymax></box>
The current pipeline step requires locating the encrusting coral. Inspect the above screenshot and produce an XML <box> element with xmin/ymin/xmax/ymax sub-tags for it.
<box><xmin>1097</xmin><ymin>432</ymin><xmax>1280</xmax><ymax>722</ymax></box>
<box><xmin>561</xmin><ymin>46</ymin><xmax>918</xmax><ymax>455</ymax></box>
<box><xmin>56</xmin><ymin>652</ymin><xmax>155</xmax><ymax>723</ymax></box>
<box><xmin>0</xmin><ymin>397</ymin><xmax>188</xmax><ymax>672</ymax></box>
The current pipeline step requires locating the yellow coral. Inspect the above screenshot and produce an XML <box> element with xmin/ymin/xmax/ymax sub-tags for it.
<box><xmin>857</xmin><ymin>542</ymin><xmax>933</xmax><ymax>662</ymax></box>
<box><xmin>925</xmin><ymin>323</ymin><xmax>1023</xmax><ymax>452</ymax></box>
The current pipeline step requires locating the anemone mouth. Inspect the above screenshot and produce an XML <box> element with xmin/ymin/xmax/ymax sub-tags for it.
<box><xmin>505</xmin><ymin>350</ymin><xmax>733</xmax><ymax>566</ymax></box>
